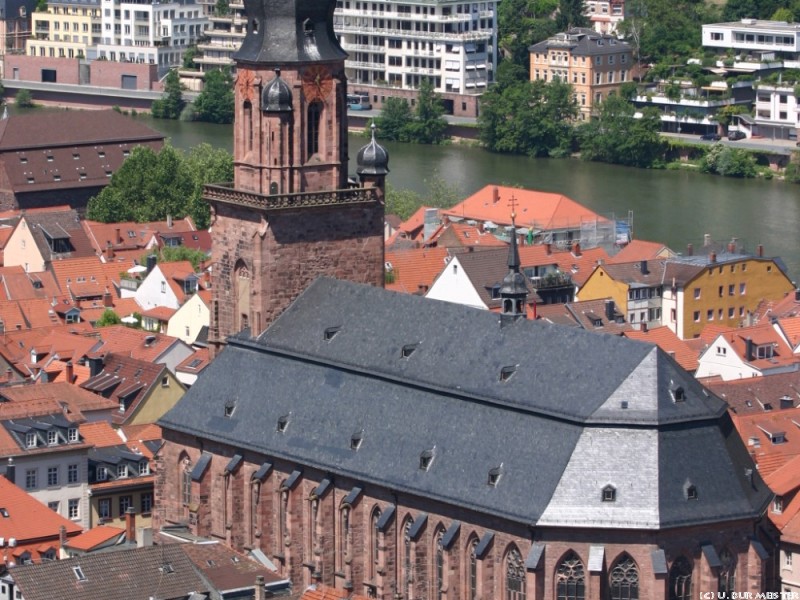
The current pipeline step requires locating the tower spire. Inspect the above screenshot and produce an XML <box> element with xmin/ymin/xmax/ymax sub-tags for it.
<box><xmin>499</xmin><ymin>196</ymin><xmax>528</xmax><ymax>321</ymax></box>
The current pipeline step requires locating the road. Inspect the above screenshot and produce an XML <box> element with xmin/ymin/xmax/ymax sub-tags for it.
<box><xmin>661</xmin><ymin>132</ymin><xmax>798</xmax><ymax>155</ymax></box>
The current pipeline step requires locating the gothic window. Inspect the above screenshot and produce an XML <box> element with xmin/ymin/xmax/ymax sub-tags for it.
<box><xmin>555</xmin><ymin>551</ymin><xmax>585</xmax><ymax>600</ymax></box>
<box><xmin>307</xmin><ymin>101</ymin><xmax>323</xmax><ymax>157</ymax></box>
<box><xmin>434</xmin><ymin>527</ymin><xmax>445</xmax><ymax>600</ymax></box>
<box><xmin>339</xmin><ymin>505</ymin><xmax>351</xmax><ymax>569</ymax></box>
<box><xmin>506</xmin><ymin>546</ymin><xmax>526</xmax><ymax>600</ymax></box>
<box><xmin>403</xmin><ymin>517</ymin><xmax>414</xmax><ymax>600</ymax></box>
<box><xmin>180</xmin><ymin>456</ymin><xmax>191</xmax><ymax>505</ymax></box>
<box><xmin>234</xmin><ymin>260</ymin><xmax>251</xmax><ymax>333</ymax></box>
<box><xmin>669</xmin><ymin>556</ymin><xmax>692</xmax><ymax>600</ymax></box>
<box><xmin>467</xmin><ymin>536</ymin><xmax>479</xmax><ymax>600</ymax></box>
<box><xmin>370</xmin><ymin>507</ymin><xmax>381</xmax><ymax>580</ymax></box>
<box><xmin>243</xmin><ymin>100</ymin><xmax>252</xmax><ymax>151</ymax></box>
<box><xmin>609</xmin><ymin>553</ymin><xmax>639</xmax><ymax>600</ymax></box>
<box><xmin>278</xmin><ymin>485</ymin><xmax>289</xmax><ymax>555</ymax></box>
<box><xmin>309</xmin><ymin>499</ymin><xmax>319</xmax><ymax>566</ymax></box>
<box><xmin>718</xmin><ymin>549</ymin><xmax>736</xmax><ymax>595</ymax></box>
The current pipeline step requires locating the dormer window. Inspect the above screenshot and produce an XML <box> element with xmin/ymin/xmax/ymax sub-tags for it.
<box><xmin>47</xmin><ymin>430</ymin><xmax>58</xmax><ymax>445</ymax></box>
<box><xmin>671</xmin><ymin>386</ymin><xmax>685</xmax><ymax>403</ymax></box>
<box><xmin>419</xmin><ymin>447</ymin><xmax>435</xmax><ymax>471</ymax></box>
<box><xmin>499</xmin><ymin>365</ymin><xmax>517</xmax><ymax>383</ymax></box>
<box><xmin>117</xmin><ymin>464</ymin><xmax>128</xmax><ymax>478</ymax></box>
<box><xmin>602</xmin><ymin>484</ymin><xmax>616</xmax><ymax>502</ymax></box>
<box><xmin>756</xmin><ymin>345</ymin><xmax>775</xmax><ymax>360</ymax></box>
<box><xmin>277</xmin><ymin>414</ymin><xmax>290</xmax><ymax>433</ymax></box>
<box><xmin>97</xmin><ymin>466</ymin><xmax>108</xmax><ymax>481</ymax></box>
<box><xmin>73</xmin><ymin>566</ymin><xmax>86</xmax><ymax>581</ymax></box>
<box><xmin>350</xmin><ymin>429</ymin><xmax>363</xmax><ymax>450</ymax></box>
<box><xmin>25</xmin><ymin>432</ymin><xmax>37</xmax><ymax>448</ymax></box>
<box><xmin>488</xmin><ymin>465</ymin><xmax>503</xmax><ymax>487</ymax></box>
<box><xmin>324</xmin><ymin>326</ymin><xmax>340</xmax><ymax>342</ymax></box>
<box><xmin>686</xmin><ymin>484</ymin><xmax>698</xmax><ymax>500</ymax></box>
<box><xmin>224</xmin><ymin>399</ymin><xmax>236</xmax><ymax>418</ymax></box>
<box><xmin>773</xmin><ymin>496</ymin><xmax>784</xmax><ymax>514</ymax></box>
<box><xmin>139</xmin><ymin>461</ymin><xmax>150</xmax><ymax>476</ymax></box>
<box><xmin>401</xmin><ymin>343</ymin><xmax>418</xmax><ymax>359</ymax></box>
<box><xmin>69</xmin><ymin>428</ymin><xmax>79</xmax><ymax>443</ymax></box>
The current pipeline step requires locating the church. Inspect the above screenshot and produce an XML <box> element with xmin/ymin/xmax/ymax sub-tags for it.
<box><xmin>153</xmin><ymin>0</ymin><xmax>775</xmax><ymax>598</ymax></box>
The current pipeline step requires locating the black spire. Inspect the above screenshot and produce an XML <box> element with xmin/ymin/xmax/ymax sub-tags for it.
<box><xmin>499</xmin><ymin>203</ymin><xmax>528</xmax><ymax>320</ymax></box>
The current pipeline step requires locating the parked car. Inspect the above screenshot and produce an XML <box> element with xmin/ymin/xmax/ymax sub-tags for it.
<box><xmin>728</xmin><ymin>130</ymin><xmax>746</xmax><ymax>141</ymax></box>
<box><xmin>700</xmin><ymin>133</ymin><xmax>721</xmax><ymax>141</ymax></box>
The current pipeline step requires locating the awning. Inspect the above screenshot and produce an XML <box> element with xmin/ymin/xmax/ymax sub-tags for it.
<box><xmin>651</xmin><ymin>549</ymin><xmax>668</xmax><ymax>575</ymax></box>
<box><xmin>408</xmin><ymin>513</ymin><xmax>427</xmax><ymax>541</ymax></box>
<box><xmin>251</xmin><ymin>462</ymin><xmax>272</xmax><ymax>482</ymax></box>
<box><xmin>190</xmin><ymin>452</ymin><xmax>212</xmax><ymax>481</ymax></box>
<box><xmin>224</xmin><ymin>454</ymin><xmax>242</xmax><ymax>475</ymax></box>
<box><xmin>525</xmin><ymin>543</ymin><xmax>545</xmax><ymax>570</ymax></box>
<box><xmin>702</xmin><ymin>543</ymin><xmax>721</xmax><ymax>568</ymax></box>
<box><xmin>475</xmin><ymin>532</ymin><xmax>494</xmax><ymax>559</ymax></box>
<box><xmin>376</xmin><ymin>506</ymin><xmax>395</xmax><ymax>532</ymax></box>
<box><xmin>343</xmin><ymin>485</ymin><xmax>363</xmax><ymax>506</ymax></box>
<box><xmin>588</xmin><ymin>545</ymin><xmax>605</xmax><ymax>572</ymax></box>
<box><xmin>441</xmin><ymin>521</ymin><xmax>461</xmax><ymax>550</ymax></box>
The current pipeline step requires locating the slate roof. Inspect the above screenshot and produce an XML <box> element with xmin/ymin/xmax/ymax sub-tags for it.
<box><xmin>9</xmin><ymin>544</ymin><xmax>208</xmax><ymax>600</ymax></box>
<box><xmin>180</xmin><ymin>542</ymin><xmax>286</xmax><ymax>593</ymax></box>
<box><xmin>20</xmin><ymin>209</ymin><xmax>96</xmax><ymax>263</ymax></box>
<box><xmin>529</xmin><ymin>28</ymin><xmax>633</xmax><ymax>56</ymax></box>
<box><xmin>160</xmin><ymin>278</ymin><xmax>770</xmax><ymax>530</ymax></box>
<box><xmin>706</xmin><ymin>371</ymin><xmax>800</xmax><ymax>416</ymax></box>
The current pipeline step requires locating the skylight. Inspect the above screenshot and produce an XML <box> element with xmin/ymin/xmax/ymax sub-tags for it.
<box><xmin>401</xmin><ymin>343</ymin><xmax>418</xmax><ymax>359</ymax></box>
<box><xmin>324</xmin><ymin>326</ymin><xmax>341</xmax><ymax>342</ymax></box>
<box><xmin>499</xmin><ymin>365</ymin><xmax>517</xmax><ymax>383</ymax></box>
<box><xmin>277</xmin><ymin>414</ymin><xmax>290</xmax><ymax>433</ymax></box>
<box><xmin>419</xmin><ymin>447</ymin><xmax>435</xmax><ymax>471</ymax></box>
<box><xmin>351</xmin><ymin>429</ymin><xmax>364</xmax><ymax>450</ymax></box>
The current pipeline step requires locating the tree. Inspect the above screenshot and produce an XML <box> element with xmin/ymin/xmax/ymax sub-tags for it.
<box><xmin>96</xmin><ymin>309</ymin><xmax>122</xmax><ymax>327</ymax></box>
<box><xmin>700</xmin><ymin>144</ymin><xmax>756</xmax><ymax>178</ymax></box>
<box><xmin>376</xmin><ymin>97</ymin><xmax>413</xmax><ymax>142</ymax></box>
<box><xmin>150</xmin><ymin>246</ymin><xmax>209</xmax><ymax>270</ymax></box>
<box><xmin>182</xmin><ymin>46</ymin><xmax>199</xmax><ymax>70</ymax></box>
<box><xmin>771</xmin><ymin>6</ymin><xmax>793</xmax><ymax>19</ymax></box>
<box><xmin>152</xmin><ymin>70</ymin><xmax>185</xmax><ymax>119</ymax></box>
<box><xmin>385</xmin><ymin>174</ymin><xmax>461</xmax><ymax>220</ymax></box>
<box><xmin>184</xmin><ymin>143</ymin><xmax>234</xmax><ymax>228</ymax></box>
<box><xmin>714</xmin><ymin>104</ymin><xmax>748</xmax><ymax>129</ymax></box>
<box><xmin>578</xmin><ymin>95</ymin><xmax>664</xmax><ymax>168</ymax></box>
<box><xmin>193</xmin><ymin>68</ymin><xmax>234</xmax><ymax>124</ymax></box>
<box><xmin>215</xmin><ymin>0</ymin><xmax>230</xmax><ymax>15</ymax></box>
<box><xmin>405</xmin><ymin>79</ymin><xmax>448</xmax><ymax>144</ymax></box>
<box><xmin>556</xmin><ymin>0</ymin><xmax>588</xmax><ymax>30</ymax></box>
<box><xmin>15</xmin><ymin>89</ymin><xmax>34</xmax><ymax>108</ymax></box>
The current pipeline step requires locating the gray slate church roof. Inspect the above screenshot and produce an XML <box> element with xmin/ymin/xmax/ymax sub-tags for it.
<box><xmin>160</xmin><ymin>278</ymin><xmax>770</xmax><ymax>530</ymax></box>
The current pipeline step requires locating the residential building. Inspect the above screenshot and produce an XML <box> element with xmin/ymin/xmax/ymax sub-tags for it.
<box><xmin>0</xmin><ymin>474</ymin><xmax>82</xmax><ymax>569</ymax></box>
<box><xmin>0</xmin><ymin>111</ymin><xmax>164</xmax><ymax>211</ymax></box>
<box><xmin>0</xmin><ymin>0</ymin><xmax>37</xmax><ymax>77</ymax></box>
<box><xmin>704</xmin><ymin>370</ymin><xmax>800</xmax><ymax>416</ymax></box>
<box><xmin>702</xmin><ymin>19</ymin><xmax>800</xmax><ymax>62</ymax></box>
<box><xmin>192</xmin><ymin>0</ymin><xmax>245</xmax><ymax>73</ymax></box>
<box><xmin>584</xmin><ymin>0</ymin><xmax>624</xmax><ymax>34</ymax></box>
<box><xmin>623</xmin><ymin>326</ymin><xmax>699</xmax><ymax>372</ymax></box>
<box><xmin>174</xmin><ymin>347</ymin><xmax>209</xmax><ymax>388</ymax></box>
<box><xmin>166</xmin><ymin>288</ymin><xmax>210</xmax><ymax>345</ymax></box>
<box><xmin>440</xmin><ymin>184</ymin><xmax>619</xmax><ymax>250</ymax></box>
<box><xmin>156</xmin><ymin>277</ymin><xmax>774</xmax><ymax>598</ymax></box>
<box><xmin>96</xmin><ymin>0</ymin><xmax>209</xmax><ymax>74</ymax></box>
<box><xmin>81</xmin><ymin>353</ymin><xmax>185</xmax><ymax>426</ymax></box>
<box><xmin>529</xmin><ymin>28</ymin><xmax>634</xmax><ymax>120</ymax></box>
<box><xmin>333</xmin><ymin>0</ymin><xmax>498</xmax><ymax>117</ymax></box>
<box><xmin>88</xmin><ymin>325</ymin><xmax>194</xmax><ymax>374</ymax></box>
<box><xmin>751</xmin><ymin>83</ymin><xmax>800</xmax><ymax>140</ymax></box>
<box><xmin>134</xmin><ymin>260</ymin><xmax>199</xmax><ymax>311</ymax></box>
<box><xmin>27</xmin><ymin>0</ymin><xmax>101</xmax><ymax>61</ymax></box>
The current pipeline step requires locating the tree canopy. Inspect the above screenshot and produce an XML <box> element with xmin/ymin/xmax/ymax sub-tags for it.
<box><xmin>375</xmin><ymin>79</ymin><xmax>448</xmax><ymax>144</ymax></box>
<box><xmin>193</xmin><ymin>68</ymin><xmax>234</xmax><ymax>124</ymax></box>
<box><xmin>152</xmin><ymin>70</ymin><xmax>185</xmax><ymax>120</ymax></box>
<box><xmin>86</xmin><ymin>142</ymin><xmax>232</xmax><ymax>229</ymax></box>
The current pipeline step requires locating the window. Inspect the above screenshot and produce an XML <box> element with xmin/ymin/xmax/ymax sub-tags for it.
<box><xmin>161</xmin><ymin>376</ymin><xmax>170</xmax><ymax>388</ymax></box>
<box><xmin>468</xmin><ymin>537</ymin><xmax>479</xmax><ymax>600</ymax></box>
<box><xmin>402</xmin><ymin>518</ymin><xmax>414</xmax><ymax>599</ymax></box>
<box><xmin>434</xmin><ymin>528</ymin><xmax>445</xmax><ymax>600</ymax></box>
<box><xmin>553</xmin><ymin>551</ymin><xmax>589</xmax><ymax>600</ymax></box>
<box><xmin>68</xmin><ymin>428</ymin><xmax>79</xmax><ymax>442</ymax></box>
<box><xmin>47</xmin><ymin>466</ymin><xmax>59</xmax><ymax>486</ymax></box>
<box><xmin>740</xmin><ymin>283</ymin><xmax>746</xmax><ymax>295</ymax></box>
<box><xmin>98</xmin><ymin>498</ymin><xmax>111</xmax><ymax>519</ymax></box>
<box><xmin>161</xmin><ymin>281</ymin><xmax>166</xmax><ymax>293</ymax></box>
<box><xmin>97</xmin><ymin>466</ymin><xmax>108</xmax><ymax>481</ymax></box>
<box><xmin>609</xmin><ymin>554</ymin><xmax>639</xmax><ymax>600</ymax></box>
<box><xmin>707</xmin><ymin>309</ymin><xmax>713</xmax><ymax>321</ymax></box>
<box><xmin>119</xmin><ymin>495</ymin><xmax>132</xmax><ymax>514</ymax></box>
<box><xmin>693</xmin><ymin>311</ymin><xmax>700</xmax><ymax>322</ymax></box>
<box><xmin>139</xmin><ymin>461</ymin><xmax>150</xmax><ymax>476</ymax></box>
<box><xmin>68</xmin><ymin>498</ymin><xmax>80</xmax><ymax>519</ymax></box>
<box><xmin>786</xmin><ymin>552</ymin><xmax>793</xmax><ymax>568</ymax></box>
<box><xmin>47</xmin><ymin>430</ymin><xmax>58</xmax><ymax>445</ymax></box>
<box><xmin>142</xmin><ymin>492</ymin><xmax>153</xmax><ymax>513</ymax></box>
<box><xmin>718</xmin><ymin>549</ymin><xmax>735</xmax><ymax>594</ymax></box>
<box><xmin>307</xmin><ymin>101</ymin><xmax>323</xmax><ymax>157</ymax></box>
<box><xmin>118</xmin><ymin>464</ymin><xmax>128</xmax><ymax>478</ymax></box>
<box><xmin>339</xmin><ymin>506</ymin><xmax>350</xmax><ymax>568</ymax></box>
<box><xmin>669</xmin><ymin>557</ymin><xmax>692</xmax><ymax>600</ymax></box>
<box><xmin>26</xmin><ymin>432</ymin><xmax>37</xmax><ymax>448</ymax></box>
<box><xmin>48</xmin><ymin>501</ymin><xmax>59</xmax><ymax>512</ymax></box>
<box><xmin>506</xmin><ymin>547</ymin><xmax>526</xmax><ymax>600</ymax></box>
<box><xmin>774</xmin><ymin>496</ymin><xmax>784</xmax><ymax>513</ymax></box>
<box><xmin>728</xmin><ymin>308</ymin><xmax>735</xmax><ymax>318</ymax></box>
<box><xmin>693</xmin><ymin>287</ymin><xmax>700</xmax><ymax>299</ymax></box>
<box><xmin>602</xmin><ymin>485</ymin><xmax>616</xmax><ymax>502</ymax></box>
<box><xmin>25</xmin><ymin>469</ymin><xmax>36</xmax><ymax>489</ymax></box>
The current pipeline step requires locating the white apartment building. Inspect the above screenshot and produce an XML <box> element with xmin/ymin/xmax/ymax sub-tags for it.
<box><xmin>27</xmin><ymin>0</ymin><xmax>101</xmax><ymax>61</ymax></box>
<box><xmin>585</xmin><ymin>0</ymin><xmax>624</xmax><ymax>35</ymax></box>
<box><xmin>703</xmin><ymin>19</ymin><xmax>800</xmax><ymax>60</ymax></box>
<box><xmin>333</xmin><ymin>0</ymin><xmax>498</xmax><ymax>96</ymax></box>
<box><xmin>97</xmin><ymin>0</ymin><xmax>208</xmax><ymax>74</ymax></box>
<box><xmin>193</xmin><ymin>0</ymin><xmax>244</xmax><ymax>72</ymax></box>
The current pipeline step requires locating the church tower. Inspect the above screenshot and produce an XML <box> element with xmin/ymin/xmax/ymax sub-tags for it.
<box><xmin>204</xmin><ymin>0</ymin><xmax>388</xmax><ymax>353</ymax></box>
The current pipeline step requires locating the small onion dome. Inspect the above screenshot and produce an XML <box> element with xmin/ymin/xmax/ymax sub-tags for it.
<box><xmin>262</xmin><ymin>68</ymin><xmax>293</xmax><ymax>112</ymax></box>
<box><xmin>356</xmin><ymin>123</ymin><xmax>389</xmax><ymax>176</ymax></box>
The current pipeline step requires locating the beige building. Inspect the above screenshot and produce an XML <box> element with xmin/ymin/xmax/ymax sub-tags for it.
<box><xmin>529</xmin><ymin>27</ymin><xmax>633</xmax><ymax>119</ymax></box>
<box><xmin>28</xmin><ymin>0</ymin><xmax>101</xmax><ymax>60</ymax></box>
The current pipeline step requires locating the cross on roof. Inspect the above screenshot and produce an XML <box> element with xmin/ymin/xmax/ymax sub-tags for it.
<box><xmin>508</xmin><ymin>195</ymin><xmax>518</xmax><ymax>222</ymax></box>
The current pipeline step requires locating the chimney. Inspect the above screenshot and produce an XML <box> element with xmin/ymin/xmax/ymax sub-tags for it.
<box><xmin>728</xmin><ymin>238</ymin><xmax>737</xmax><ymax>253</ymax></box>
<box><xmin>5</xmin><ymin>458</ymin><xmax>14</xmax><ymax>484</ymax></box>
<box><xmin>103</xmin><ymin>288</ymin><xmax>113</xmax><ymax>308</ymax></box>
<box><xmin>745</xmin><ymin>337</ymin><xmax>754</xmax><ymax>362</ymax></box>
<box><xmin>492</xmin><ymin>187</ymin><xmax>499</xmax><ymax>204</ymax></box>
<box><xmin>703</xmin><ymin>233</ymin><xmax>711</xmax><ymax>247</ymax></box>
<box><xmin>545</xmin><ymin>242</ymin><xmax>551</xmax><ymax>255</ymax></box>
<box><xmin>115</xmin><ymin>228</ymin><xmax>122</xmax><ymax>245</ymax></box>
<box><xmin>641</xmin><ymin>321</ymin><xmax>648</xmax><ymax>333</ymax></box>
<box><xmin>65</xmin><ymin>361</ymin><xmax>74</xmax><ymax>384</ymax></box>
<box><xmin>254</xmin><ymin>576</ymin><xmax>266</xmax><ymax>600</ymax></box>
<box><xmin>795</xmin><ymin>289</ymin><xmax>800</xmax><ymax>302</ymax></box>
<box><xmin>640</xmin><ymin>260</ymin><xmax>649</xmax><ymax>275</ymax></box>
<box><xmin>167</xmin><ymin>214</ymin><xmax>173</xmax><ymax>229</ymax></box>
<box><xmin>146</xmin><ymin>254</ymin><xmax>157</xmax><ymax>274</ymax></box>
<box><xmin>59</xmin><ymin>525</ymin><xmax>67</xmax><ymax>550</ymax></box>
<box><xmin>757</xmin><ymin>244</ymin><xmax>764</xmax><ymax>257</ymax></box>
<box><xmin>105</xmin><ymin>242</ymin><xmax>115</xmax><ymax>261</ymax></box>
<box><xmin>573</xmin><ymin>242</ymin><xmax>581</xmax><ymax>257</ymax></box>
<box><xmin>686</xmin><ymin>243</ymin><xmax>693</xmax><ymax>256</ymax></box>
<box><xmin>709</xmin><ymin>251</ymin><xmax>717</xmax><ymax>264</ymax></box>
<box><xmin>124</xmin><ymin>507</ymin><xmax>136</xmax><ymax>542</ymax></box>
<box><xmin>604</xmin><ymin>299</ymin><xmax>615</xmax><ymax>321</ymax></box>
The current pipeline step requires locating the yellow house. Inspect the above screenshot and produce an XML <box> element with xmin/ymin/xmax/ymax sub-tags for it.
<box><xmin>579</xmin><ymin>252</ymin><xmax>795</xmax><ymax>339</ymax></box>
<box><xmin>27</xmin><ymin>0</ymin><xmax>101</xmax><ymax>60</ymax></box>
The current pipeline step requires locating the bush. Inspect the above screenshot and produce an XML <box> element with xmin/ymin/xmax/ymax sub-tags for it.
<box><xmin>15</xmin><ymin>89</ymin><xmax>34</xmax><ymax>108</ymax></box>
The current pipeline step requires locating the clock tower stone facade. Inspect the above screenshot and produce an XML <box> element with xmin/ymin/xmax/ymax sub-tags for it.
<box><xmin>204</xmin><ymin>0</ymin><xmax>388</xmax><ymax>352</ymax></box>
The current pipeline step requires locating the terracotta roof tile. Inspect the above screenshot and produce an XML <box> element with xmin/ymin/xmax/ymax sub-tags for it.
<box><xmin>753</xmin><ymin>290</ymin><xmax>800</xmax><ymax>324</ymax></box>
<box><xmin>300</xmin><ymin>585</ymin><xmax>373</xmax><ymax>600</ymax></box>
<box><xmin>0</xmin><ymin>382</ymin><xmax>117</xmax><ymax>418</ymax></box>
<box><xmin>730</xmin><ymin>408</ymin><xmax>800</xmax><ymax>476</ymax></box>
<box><xmin>624</xmin><ymin>326</ymin><xmax>699</xmax><ymax>372</ymax></box>
<box><xmin>119</xmin><ymin>423</ymin><xmax>162</xmax><ymax>443</ymax></box>
<box><xmin>91</xmin><ymin>326</ymin><xmax>184</xmax><ymax>363</ymax></box>
<box><xmin>608</xmin><ymin>239</ymin><xmax>675</xmax><ymax>263</ymax></box>
<box><xmin>141</xmin><ymin>306</ymin><xmax>177</xmax><ymax>321</ymax></box>
<box><xmin>434</xmin><ymin>222</ymin><xmax>508</xmax><ymax>249</ymax></box>
<box><xmin>65</xmin><ymin>526</ymin><xmax>125</xmax><ymax>552</ymax></box>
<box><xmin>385</xmin><ymin>246</ymin><xmax>450</xmax><ymax>294</ymax></box>
<box><xmin>705</xmin><ymin>371</ymin><xmax>800</xmax><ymax>416</ymax></box>
<box><xmin>181</xmin><ymin>542</ymin><xmax>286</xmax><ymax>592</ymax></box>
<box><xmin>777</xmin><ymin>316</ymin><xmax>800</xmax><ymax>349</ymax></box>
<box><xmin>79</xmin><ymin>421</ymin><xmax>124</xmax><ymax>447</ymax></box>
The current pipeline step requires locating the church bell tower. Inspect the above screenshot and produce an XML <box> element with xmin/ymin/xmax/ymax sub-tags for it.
<box><xmin>204</xmin><ymin>0</ymin><xmax>388</xmax><ymax>353</ymax></box>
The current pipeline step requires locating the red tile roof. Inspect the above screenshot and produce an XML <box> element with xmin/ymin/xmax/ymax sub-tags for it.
<box><xmin>434</xmin><ymin>222</ymin><xmax>507</xmax><ymax>249</ymax></box>
<box><xmin>624</xmin><ymin>326</ymin><xmax>699</xmax><ymax>372</ymax></box>
<box><xmin>90</xmin><ymin>326</ymin><xmax>184</xmax><ymax>363</ymax></box>
<box><xmin>0</xmin><ymin>382</ymin><xmax>117</xmax><ymax>419</ymax></box>
<box><xmin>776</xmin><ymin>316</ymin><xmax>800</xmax><ymax>349</ymax></box>
<box><xmin>79</xmin><ymin>422</ymin><xmax>124</xmax><ymax>448</ymax></box>
<box><xmin>385</xmin><ymin>246</ymin><xmax>450</xmax><ymax>294</ymax></box>
<box><xmin>730</xmin><ymin>408</ymin><xmax>800</xmax><ymax>476</ymax></box>
<box><xmin>65</xmin><ymin>526</ymin><xmax>125</xmax><ymax>552</ymax></box>
<box><xmin>607</xmin><ymin>239</ymin><xmax>675</xmax><ymax>263</ymax></box>
<box><xmin>300</xmin><ymin>585</ymin><xmax>373</xmax><ymax>600</ymax></box>
<box><xmin>706</xmin><ymin>371</ymin><xmax>800</xmax><ymax>416</ymax></box>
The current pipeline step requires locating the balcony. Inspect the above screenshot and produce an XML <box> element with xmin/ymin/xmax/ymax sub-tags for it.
<box><xmin>336</xmin><ymin>23</ymin><xmax>492</xmax><ymax>43</ymax></box>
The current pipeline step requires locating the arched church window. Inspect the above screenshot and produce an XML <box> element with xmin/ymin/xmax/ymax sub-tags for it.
<box><xmin>467</xmin><ymin>536</ymin><xmax>479</xmax><ymax>600</ymax></box>
<box><xmin>403</xmin><ymin>517</ymin><xmax>414</xmax><ymax>599</ymax></box>
<box><xmin>718</xmin><ymin>549</ymin><xmax>736</xmax><ymax>595</ymax></box>
<box><xmin>669</xmin><ymin>556</ymin><xmax>692</xmax><ymax>600</ymax></box>
<box><xmin>555</xmin><ymin>551</ymin><xmax>585</xmax><ymax>600</ymax></box>
<box><xmin>609</xmin><ymin>553</ymin><xmax>639</xmax><ymax>600</ymax></box>
<box><xmin>370</xmin><ymin>506</ymin><xmax>381</xmax><ymax>580</ymax></box>
<box><xmin>180</xmin><ymin>456</ymin><xmax>191</xmax><ymax>505</ymax></box>
<box><xmin>434</xmin><ymin>527</ymin><xmax>444</xmax><ymax>600</ymax></box>
<box><xmin>307</xmin><ymin>101</ymin><xmax>322</xmax><ymax>157</ymax></box>
<box><xmin>506</xmin><ymin>546</ymin><xmax>526</xmax><ymax>600</ymax></box>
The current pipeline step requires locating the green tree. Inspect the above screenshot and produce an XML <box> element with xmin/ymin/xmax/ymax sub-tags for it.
<box><xmin>771</xmin><ymin>6</ymin><xmax>794</xmax><ymax>19</ymax></box>
<box><xmin>193</xmin><ymin>68</ymin><xmax>234</xmax><ymax>124</ymax></box>
<box><xmin>376</xmin><ymin>97</ymin><xmax>413</xmax><ymax>142</ymax></box>
<box><xmin>95</xmin><ymin>309</ymin><xmax>122</xmax><ymax>327</ymax></box>
<box><xmin>556</xmin><ymin>0</ymin><xmax>588</xmax><ymax>29</ymax></box>
<box><xmin>149</xmin><ymin>246</ymin><xmax>209</xmax><ymax>270</ymax></box>
<box><xmin>578</xmin><ymin>96</ymin><xmax>664</xmax><ymax>167</ymax></box>
<box><xmin>182</xmin><ymin>46</ymin><xmax>199</xmax><ymax>70</ymax></box>
<box><xmin>152</xmin><ymin>70</ymin><xmax>185</xmax><ymax>119</ymax></box>
<box><xmin>785</xmin><ymin>150</ymin><xmax>800</xmax><ymax>184</ymax></box>
<box><xmin>405</xmin><ymin>79</ymin><xmax>448</xmax><ymax>144</ymax></box>
<box><xmin>215</xmin><ymin>0</ymin><xmax>230</xmax><ymax>15</ymax></box>
<box><xmin>700</xmin><ymin>144</ymin><xmax>757</xmax><ymax>177</ymax></box>
<box><xmin>385</xmin><ymin>175</ymin><xmax>461</xmax><ymax>220</ymax></box>
<box><xmin>15</xmin><ymin>89</ymin><xmax>34</xmax><ymax>108</ymax></box>
<box><xmin>184</xmin><ymin>143</ymin><xmax>234</xmax><ymax>228</ymax></box>
<box><xmin>714</xmin><ymin>104</ymin><xmax>748</xmax><ymax>128</ymax></box>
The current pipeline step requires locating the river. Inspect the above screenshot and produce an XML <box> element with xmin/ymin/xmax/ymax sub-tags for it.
<box><xmin>136</xmin><ymin>114</ymin><xmax>800</xmax><ymax>280</ymax></box>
